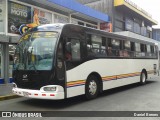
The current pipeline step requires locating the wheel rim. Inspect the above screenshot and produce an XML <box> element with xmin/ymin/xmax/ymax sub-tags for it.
<box><xmin>142</xmin><ymin>73</ymin><xmax>146</xmax><ymax>83</ymax></box>
<box><xmin>88</xmin><ymin>80</ymin><xmax>97</xmax><ymax>95</ymax></box>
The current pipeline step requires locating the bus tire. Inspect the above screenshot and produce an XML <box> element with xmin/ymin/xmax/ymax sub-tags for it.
<box><xmin>140</xmin><ymin>71</ymin><xmax>147</xmax><ymax>85</ymax></box>
<box><xmin>85</xmin><ymin>75</ymin><xmax>99</xmax><ymax>100</ymax></box>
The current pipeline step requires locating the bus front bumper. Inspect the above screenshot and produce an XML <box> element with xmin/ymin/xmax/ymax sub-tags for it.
<box><xmin>12</xmin><ymin>85</ymin><xmax>65</xmax><ymax>100</ymax></box>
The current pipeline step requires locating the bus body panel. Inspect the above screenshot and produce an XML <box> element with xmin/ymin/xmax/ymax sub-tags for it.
<box><xmin>66</xmin><ymin>59</ymin><xmax>158</xmax><ymax>98</ymax></box>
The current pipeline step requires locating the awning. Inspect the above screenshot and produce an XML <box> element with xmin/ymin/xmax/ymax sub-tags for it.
<box><xmin>47</xmin><ymin>0</ymin><xmax>110</xmax><ymax>22</ymax></box>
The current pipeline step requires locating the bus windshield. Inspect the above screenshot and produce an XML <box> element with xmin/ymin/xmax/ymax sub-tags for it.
<box><xmin>14</xmin><ymin>32</ymin><xmax>58</xmax><ymax>70</ymax></box>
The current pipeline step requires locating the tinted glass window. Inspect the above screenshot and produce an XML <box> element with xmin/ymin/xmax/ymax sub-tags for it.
<box><xmin>124</xmin><ymin>41</ymin><xmax>131</xmax><ymax>50</ymax></box>
<box><xmin>65</xmin><ymin>39</ymin><xmax>81</xmax><ymax>61</ymax></box>
<box><xmin>135</xmin><ymin>43</ymin><xmax>140</xmax><ymax>52</ymax></box>
<box><xmin>87</xmin><ymin>34</ymin><xmax>107</xmax><ymax>57</ymax></box>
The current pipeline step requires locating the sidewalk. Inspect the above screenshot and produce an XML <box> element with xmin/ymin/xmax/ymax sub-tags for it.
<box><xmin>0</xmin><ymin>83</ymin><xmax>20</xmax><ymax>101</ymax></box>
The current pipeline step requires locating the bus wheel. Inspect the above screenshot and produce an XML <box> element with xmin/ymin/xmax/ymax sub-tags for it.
<box><xmin>85</xmin><ymin>75</ymin><xmax>99</xmax><ymax>100</ymax></box>
<box><xmin>140</xmin><ymin>71</ymin><xmax>147</xmax><ymax>85</ymax></box>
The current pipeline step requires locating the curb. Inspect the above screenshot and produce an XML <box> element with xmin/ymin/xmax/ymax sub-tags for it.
<box><xmin>0</xmin><ymin>94</ymin><xmax>21</xmax><ymax>101</ymax></box>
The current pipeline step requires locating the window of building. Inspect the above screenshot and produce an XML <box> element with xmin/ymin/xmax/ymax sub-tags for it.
<box><xmin>78</xmin><ymin>21</ymin><xmax>84</xmax><ymax>26</ymax></box>
<box><xmin>125</xmin><ymin>18</ymin><xmax>134</xmax><ymax>31</ymax></box>
<box><xmin>86</xmin><ymin>24</ymin><xmax>97</xmax><ymax>29</ymax></box>
<box><xmin>133</xmin><ymin>22</ymin><xmax>141</xmax><ymax>34</ymax></box>
<box><xmin>54</xmin><ymin>14</ymin><xmax>69</xmax><ymax>23</ymax></box>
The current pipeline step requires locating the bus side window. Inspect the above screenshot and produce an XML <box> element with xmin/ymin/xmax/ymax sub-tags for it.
<box><xmin>86</xmin><ymin>34</ymin><xmax>107</xmax><ymax>58</ymax></box>
<box><xmin>101</xmin><ymin>37</ymin><xmax>107</xmax><ymax>56</ymax></box>
<box><xmin>65</xmin><ymin>38</ymin><xmax>81</xmax><ymax>61</ymax></box>
<box><xmin>151</xmin><ymin>45</ymin><xmax>155</xmax><ymax>57</ymax></box>
<box><xmin>151</xmin><ymin>45</ymin><xmax>157</xmax><ymax>58</ymax></box>
<box><xmin>71</xmin><ymin>39</ymin><xmax>81</xmax><ymax>61</ymax></box>
<box><xmin>57</xmin><ymin>42</ymin><xmax>63</xmax><ymax>59</ymax></box>
<box><xmin>146</xmin><ymin>45</ymin><xmax>151</xmax><ymax>57</ymax></box>
<box><xmin>86</xmin><ymin>34</ymin><xmax>93</xmax><ymax>57</ymax></box>
<box><xmin>111</xmin><ymin>39</ymin><xmax>120</xmax><ymax>56</ymax></box>
<box><xmin>65</xmin><ymin>41</ymin><xmax>72</xmax><ymax>60</ymax></box>
<box><xmin>91</xmin><ymin>35</ymin><xmax>102</xmax><ymax>57</ymax></box>
<box><xmin>131</xmin><ymin>42</ymin><xmax>135</xmax><ymax>57</ymax></box>
<box><xmin>107</xmin><ymin>38</ymin><xmax>112</xmax><ymax>56</ymax></box>
<box><xmin>140</xmin><ymin>44</ymin><xmax>146</xmax><ymax>57</ymax></box>
<box><xmin>123</xmin><ymin>40</ymin><xmax>131</xmax><ymax>57</ymax></box>
<box><xmin>135</xmin><ymin>43</ymin><xmax>141</xmax><ymax>57</ymax></box>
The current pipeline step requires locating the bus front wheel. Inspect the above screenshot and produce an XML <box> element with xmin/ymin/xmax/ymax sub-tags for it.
<box><xmin>140</xmin><ymin>71</ymin><xmax>147</xmax><ymax>85</ymax></box>
<box><xmin>85</xmin><ymin>75</ymin><xmax>99</xmax><ymax>100</ymax></box>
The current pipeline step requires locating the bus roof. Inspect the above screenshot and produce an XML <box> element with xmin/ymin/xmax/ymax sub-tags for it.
<box><xmin>29</xmin><ymin>23</ymin><xmax>157</xmax><ymax>46</ymax></box>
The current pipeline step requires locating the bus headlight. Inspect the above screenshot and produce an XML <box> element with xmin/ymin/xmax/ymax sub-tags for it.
<box><xmin>43</xmin><ymin>87</ymin><xmax>57</xmax><ymax>91</ymax></box>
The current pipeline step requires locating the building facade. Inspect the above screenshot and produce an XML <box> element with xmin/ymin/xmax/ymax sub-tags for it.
<box><xmin>77</xmin><ymin>0</ymin><xmax>157</xmax><ymax>38</ymax></box>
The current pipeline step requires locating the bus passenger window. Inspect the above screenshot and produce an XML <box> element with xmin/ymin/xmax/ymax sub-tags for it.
<box><xmin>146</xmin><ymin>45</ymin><xmax>151</xmax><ymax>57</ymax></box>
<box><xmin>101</xmin><ymin>37</ymin><xmax>107</xmax><ymax>56</ymax></box>
<box><xmin>131</xmin><ymin>42</ymin><xmax>135</xmax><ymax>57</ymax></box>
<box><xmin>87</xmin><ymin>34</ymin><xmax>105</xmax><ymax>58</ymax></box>
<box><xmin>71</xmin><ymin>39</ymin><xmax>81</xmax><ymax>61</ymax></box>
<box><xmin>65</xmin><ymin>42</ymin><xmax>72</xmax><ymax>60</ymax></box>
<box><xmin>86</xmin><ymin>34</ymin><xmax>93</xmax><ymax>57</ymax></box>
<box><xmin>123</xmin><ymin>41</ymin><xmax>131</xmax><ymax>57</ymax></box>
<box><xmin>91</xmin><ymin>35</ymin><xmax>102</xmax><ymax>56</ymax></box>
<box><xmin>107</xmin><ymin>38</ymin><xmax>113</xmax><ymax>56</ymax></box>
<box><xmin>135</xmin><ymin>43</ymin><xmax>141</xmax><ymax>57</ymax></box>
<box><xmin>140</xmin><ymin>44</ymin><xmax>146</xmax><ymax>57</ymax></box>
<box><xmin>111</xmin><ymin>39</ymin><xmax>120</xmax><ymax>56</ymax></box>
<box><xmin>57</xmin><ymin>43</ymin><xmax>63</xmax><ymax>59</ymax></box>
<box><xmin>65</xmin><ymin>39</ymin><xmax>81</xmax><ymax>61</ymax></box>
<box><xmin>150</xmin><ymin>45</ymin><xmax>157</xmax><ymax>58</ymax></box>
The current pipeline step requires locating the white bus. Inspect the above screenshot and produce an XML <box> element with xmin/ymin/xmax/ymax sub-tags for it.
<box><xmin>12</xmin><ymin>24</ymin><xmax>159</xmax><ymax>100</ymax></box>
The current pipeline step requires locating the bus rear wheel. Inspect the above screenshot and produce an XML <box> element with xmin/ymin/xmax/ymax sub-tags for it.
<box><xmin>140</xmin><ymin>71</ymin><xmax>147</xmax><ymax>85</ymax></box>
<box><xmin>85</xmin><ymin>75</ymin><xmax>99</xmax><ymax>100</ymax></box>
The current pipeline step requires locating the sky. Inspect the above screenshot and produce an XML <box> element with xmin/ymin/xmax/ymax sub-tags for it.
<box><xmin>132</xmin><ymin>0</ymin><xmax>160</xmax><ymax>28</ymax></box>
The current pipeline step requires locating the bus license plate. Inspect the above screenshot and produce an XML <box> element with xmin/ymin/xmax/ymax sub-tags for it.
<box><xmin>23</xmin><ymin>92</ymin><xmax>29</xmax><ymax>97</ymax></box>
